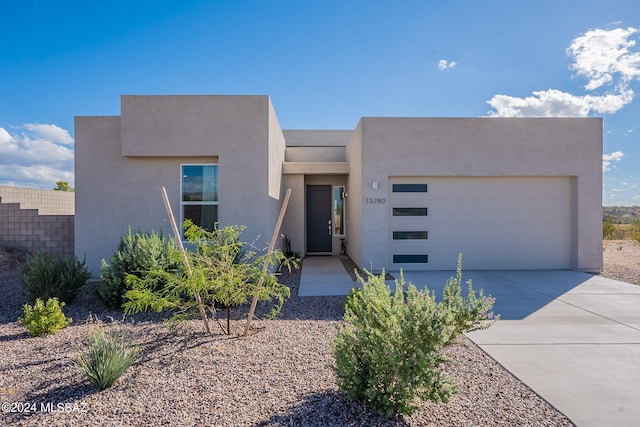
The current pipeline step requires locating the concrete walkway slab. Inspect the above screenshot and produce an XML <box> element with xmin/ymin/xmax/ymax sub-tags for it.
<box><xmin>299</xmin><ymin>261</ymin><xmax>640</xmax><ymax>426</ymax></box>
<box><xmin>298</xmin><ymin>256</ymin><xmax>357</xmax><ymax>296</ymax></box>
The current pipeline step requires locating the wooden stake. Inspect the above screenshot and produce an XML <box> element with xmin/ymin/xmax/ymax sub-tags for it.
<box><xmin>161</xmin><ymin>186</ymin><xmax>211</xmax><ymax>335</ymax></box>
<box><xmin>243</xmin><ymin>188</ymin><xmax>292</xmax><ymax>337</ymax></box>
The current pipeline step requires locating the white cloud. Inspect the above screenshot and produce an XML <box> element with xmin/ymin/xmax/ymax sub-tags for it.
<box><xmin>438</xmin><ymin>59</ymin><xmax>457</xmax><ymax>70</ymax></box>
<box><xmin>0</xmin><ymin>127</ymin><xmax>12</xmax><ymax>144</ymax></box>
<box><xmin>568</xmin><ymin>27</ymin><xmax>640</xmax><ymax>90</ymax></box>
<box><xmin>0</xmin><ymin>124</ymin><xmax>74</xmax><ymax>189</ymax></box>
<box><xmin>0</xmin><ymin>164</ymin><xmax>74</xmax><ymax>189</ymax></box>
<box><xmin>24</xmin><ymin>123</ymin><xmax>74</xmax><ymax>145</ymax></box>
<box><xmin>488</xmin><ymin>88</ymin><xmax>633</xmax><ymax>117</ymax></box>
<box><xmin>487</xmin><ymin>27</ymin><xmax>640</xmax><ymax>117</ymax></box>
<box><xmin>603</xmin><ymin>150</ymin><xmax>624</xmax><ymax>171</ymax></box>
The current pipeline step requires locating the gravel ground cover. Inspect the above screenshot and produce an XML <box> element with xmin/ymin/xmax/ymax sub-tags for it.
<box><xmin>602</xmin><ymin>240</ymin><xmax>640</xmax><ymax>286</ymax></box>
<box><xmin>5</xmin><ymin>240</ymin><xmax>637</xmax><ymax>426</ymax></box>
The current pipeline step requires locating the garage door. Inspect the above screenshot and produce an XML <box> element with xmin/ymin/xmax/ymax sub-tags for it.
<box><xmin>389</xmin><ymin>177</ymin><xmax>572</xmax><ymax>270</ymax></box>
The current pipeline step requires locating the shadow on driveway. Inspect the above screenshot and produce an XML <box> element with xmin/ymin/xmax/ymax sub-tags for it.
<box><xmin>397</xmin><ymin>269</ymin><xmax>598</xmax><ymax>320</ymax></box>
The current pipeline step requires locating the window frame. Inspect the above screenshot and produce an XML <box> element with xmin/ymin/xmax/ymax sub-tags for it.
<box><xmin>392</xmin><ymin>183</ymin><xmax>428</xmax><ymax>193</ymax></box>
<box><xmin>333</xmin><ymin>185</ymin><xmax>346</xmax><ymax>236</ymax></box>
<box><xmin>392</xmin><ymin>207</ymin><xmax>428</xmax><ymax>216</ymax></box>
<box><xmin>393</xmin><ymin>231</ymin><xmax>428</xmax><ymax>240</ymax></box>
<box><xmin>393</xmin><ymin>254</ymin><xmax>429</xmax><ymax>264</ymax></box>
<box><xmin>180</xmin><ymin>163</ymin><xmax>219</xmax><ymax>235</ymax></box>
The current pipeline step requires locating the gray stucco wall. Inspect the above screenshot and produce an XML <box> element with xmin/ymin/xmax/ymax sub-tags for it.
<box><xmin>75</xmin><ymin>96</ymin><xmax>286</xmax><ymax>275</ymax></box>
<box><xmin>346</xmin><ymin>123</ymin><xmax>364</xmax><ymax>271</ymax></box>
<box><xmin>280</xmin><ymin>174</ymin><xmax>305</xmax><ymax>256</ymax></box>
<box><xmin>348</xmin><ymin>117</ymin><xmax>603</xmax><ymax>272</ymax></box>
<box><xmin>75</xmin><ymin>96</ymin><xmax>603</xmax><ymax>276</ymax></box>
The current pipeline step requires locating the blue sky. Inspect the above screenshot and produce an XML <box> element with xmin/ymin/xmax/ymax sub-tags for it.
<box><xmin>1</xmin><ymin>0</ymin><xmax>639</xmax><ymax>206</ymax></box>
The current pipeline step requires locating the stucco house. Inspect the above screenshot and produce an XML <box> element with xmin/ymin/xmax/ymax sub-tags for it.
<box><xmin>75</xmin><ymin>95</ymin><xmax>603</xmax><ymax>276</ymax></box>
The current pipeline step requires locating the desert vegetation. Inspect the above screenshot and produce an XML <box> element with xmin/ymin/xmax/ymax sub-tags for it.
<box><xmin>603</xmin><ymin>206</ymin><xmax>640</xmax><ymax>241</ymax></box>
<box><xmin>333</xmin><ymin>256</ymin><xmax>497</xmax><ymax>416</ymax></box>
<box><xmin>0</xmin><ymin>226</ymin><xmax>577</xmax><ymax>426</ymax></box>
<box><xmin>122</xmin><ymin>221</ymin><xmax>295</xmax><ymax>335</ymax></box>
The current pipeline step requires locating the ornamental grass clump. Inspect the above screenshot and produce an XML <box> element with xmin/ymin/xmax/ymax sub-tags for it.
<box><xmin>74</xmin><ymin>326</ymin><xmax>138</xmax><ymax>390</ymax></box>
<box><xmin>332</xmin><ymin>255</ymin><xmax>498</xmax><ymax>417</ymax></box>
<box><xmin>18</xmin><ymin>297</ymin><xmax>72</xmax><ymax>336</ymax></box>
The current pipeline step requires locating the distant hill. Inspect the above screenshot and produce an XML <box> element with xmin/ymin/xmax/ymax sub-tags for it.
<box><xmin>604</xmin><ymin>206</ymin><xmax>640</xmax><ymax>223</ymax></box>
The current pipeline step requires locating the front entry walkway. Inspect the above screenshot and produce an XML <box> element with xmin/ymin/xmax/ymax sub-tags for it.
<box><xmin>298</xmin><ymin>256</ymin><xmax>356</xmax><ymax>296</ymax></box>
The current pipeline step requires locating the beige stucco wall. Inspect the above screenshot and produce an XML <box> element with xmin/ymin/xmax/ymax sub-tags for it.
<box><xmin>282</xmin><ymin>130</ymin><xmax>352</xmax><ymax>147</ymax></box>
<box><xmin>285</xmin><ymin>146</ymin><xmax>346</xmax><ymax>162</ymax></box>
<box><xmin>75</xmin><ymin>116</ymin><xmax>216</xmax><ymax>273</ymax></box>
<box><xmin>121</xmin><ymin>95</ymin><xmax>270</xmax><ymax>156</ymax></box>
<box><xmin>346</xmin><ymin>124</ymin><xmax>364</xmax><ymax>270</ymax></box>
<box><xmin>280</xmin><ymin>174</ymin><xmax>305</xmax><ymax>256</ymax></box>
<box><xmin>348</xmin><ymin>117</ymin><xmax>603</xmax><ymax>272</ymax></box>
<box><xmin>76</xmin><ymin>96</ymin><xmax>286</xmax><ymax>275</ymax></box>
<box><xmin>76</xmin><ymin>96</ymin><xmax>602</xmax><ymax>276</ymax></box>
<box><xmin>268</xmin><ymin>99</ymin><xmax>285</xmax><ymax>201</ymax></box>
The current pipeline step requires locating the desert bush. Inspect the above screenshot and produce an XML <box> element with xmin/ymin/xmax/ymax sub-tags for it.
<box><xmin>18</xmin><ymin>297</ymin><xmax>72</xmax><ymax>336</ymax></box>
<box><xmin>631</xmin><ymin>219</ymin><xmax>640</xmax><ymax>243</ymax></box>
<box><xmin>99</xmin><ymin>228</ymin><xmax>177</xmax><ymax>309</ymax></box>
<box><xmin>123</xmin><ymin>220</ymin><xmax>296</xmax><ymax>335</ymax></box>
<box><xmin>603</xmin><ymin>221</ymin><xmax>640</xmax><ymax>241</ymax></box>
<box><xmin>603</xmin><ymin>218</ymin><xmax>617</xmax><ymax>240</ymax></box>
<box><xmin>21</xmin><ymin>253</ymin><xmax>90</xmax><ymax>303</ymax></box>
<box><xmin>332</xmin><ymin>255</ymin><xmax>497</xmax><ymax>417</ymax></box>
<box><xmin>74</xmin><ymin>325</ymin><xmax>138</xmax><ymax>390</ymax></box>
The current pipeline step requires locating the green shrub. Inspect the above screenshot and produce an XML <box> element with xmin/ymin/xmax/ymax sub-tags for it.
<box><xmin>18</xmin><ymin>297</ymin><xmax>72</xmax><ymax>336</ymax></box>
<box><xmin>123</xmin><ymin>220</ymin><xmax>295</xmax><ymax>335</ymax></box>
<box><xmin>99</xmin><ymin>227</ymin><xmax>177</xmax><ymax>309</ymax></box>
<box><xmin>332</xmin><ymin>255</ymin><xmax>497</xmax><ymax>417</ymax></box>
<box><xmin>631</xmin><ymin>219</ymin><xmax>640</xmax><ymax>243</ymax></box>
<box><xmin>21</xmin><ymin>253</ymin><xmax>90</xmax><ymax>303</ymax></box>
<box><xmin>74</xmin><ymin>326</ymin><xmax>138</xmax><ymax>390</ymax></box>
<box><xmin>603</xmin><ymin>218</ymin><xmax>617</xmax><ymax>240</ymax></box>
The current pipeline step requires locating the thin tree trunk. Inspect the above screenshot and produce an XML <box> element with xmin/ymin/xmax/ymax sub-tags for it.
<box><xmin>244</xmin><ymin>188</ymin><xmax>291</xmax><ymax>336</ymax></box>
<box><xmin>227</xmin><ymin>306</ymin><xmax>231</xmax><ymax>335</ymax></box>
<box><xmin>161</xmin><ymin>187</ymin><xmax>211</xmax><ymax>334</ymax></box>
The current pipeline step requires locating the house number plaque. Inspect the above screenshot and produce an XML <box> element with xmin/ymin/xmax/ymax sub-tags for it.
<box><xmin>365</xmin><ymin>197</ymin><xmax>386</xmax><ymax>204</ymax></box>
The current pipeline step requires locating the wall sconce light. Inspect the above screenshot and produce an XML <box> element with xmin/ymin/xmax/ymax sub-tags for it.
<box><xmin>372</xmin><ymin>180</ymin><xmax>379</xmax><ymax>190</ymax></box>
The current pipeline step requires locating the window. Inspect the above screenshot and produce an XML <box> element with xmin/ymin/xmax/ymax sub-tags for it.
<box><xmin>392</xmin><ymin>207</ymin><xmax>428</xmax><ymax>216</ymax></box>
<box><xmin>334</xmin><ymin>186</ymin><xmax>345</xmax><ymax>236</ymax></box>
<box><xmin>392</xmin><ymin>183</ymin><xmax>428</xmax><ymax>192</ymax></box>
<box><xmin>393</xmin><ymin>231</ymin><xmax>428</xmax><ymax>240</ymax></box>
<box><xmin>181</xmin><ymin>164</ymin><xmax>218</xmax><ymax>233</ymax></box>
<box><xmin>393</xmin><ymin>254</ymin><xmax>428</xmax><ymax>263</ymax></box>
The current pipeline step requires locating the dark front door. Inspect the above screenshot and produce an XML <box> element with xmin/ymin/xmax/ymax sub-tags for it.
<box><xmin>306</xmin><ymin>185</ymin><xmax>332</xmax><ymax>252</ymax></box>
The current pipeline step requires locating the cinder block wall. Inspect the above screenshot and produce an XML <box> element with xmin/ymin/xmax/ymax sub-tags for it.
<box><xmin>0</xmin><ymin>186</ymin><xmax>75</xmax><ymax>255</ymax></box>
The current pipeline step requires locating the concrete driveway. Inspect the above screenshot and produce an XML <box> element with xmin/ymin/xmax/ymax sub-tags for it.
<box><xmin>298</xmin><ymin>258</ymin><xmax>640</xmax><ymax>426</ymax></box>
<box><xmin>399</xmin><ymin>269</ymin><xmax>640</xmax><ymax>427</ymax></box>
